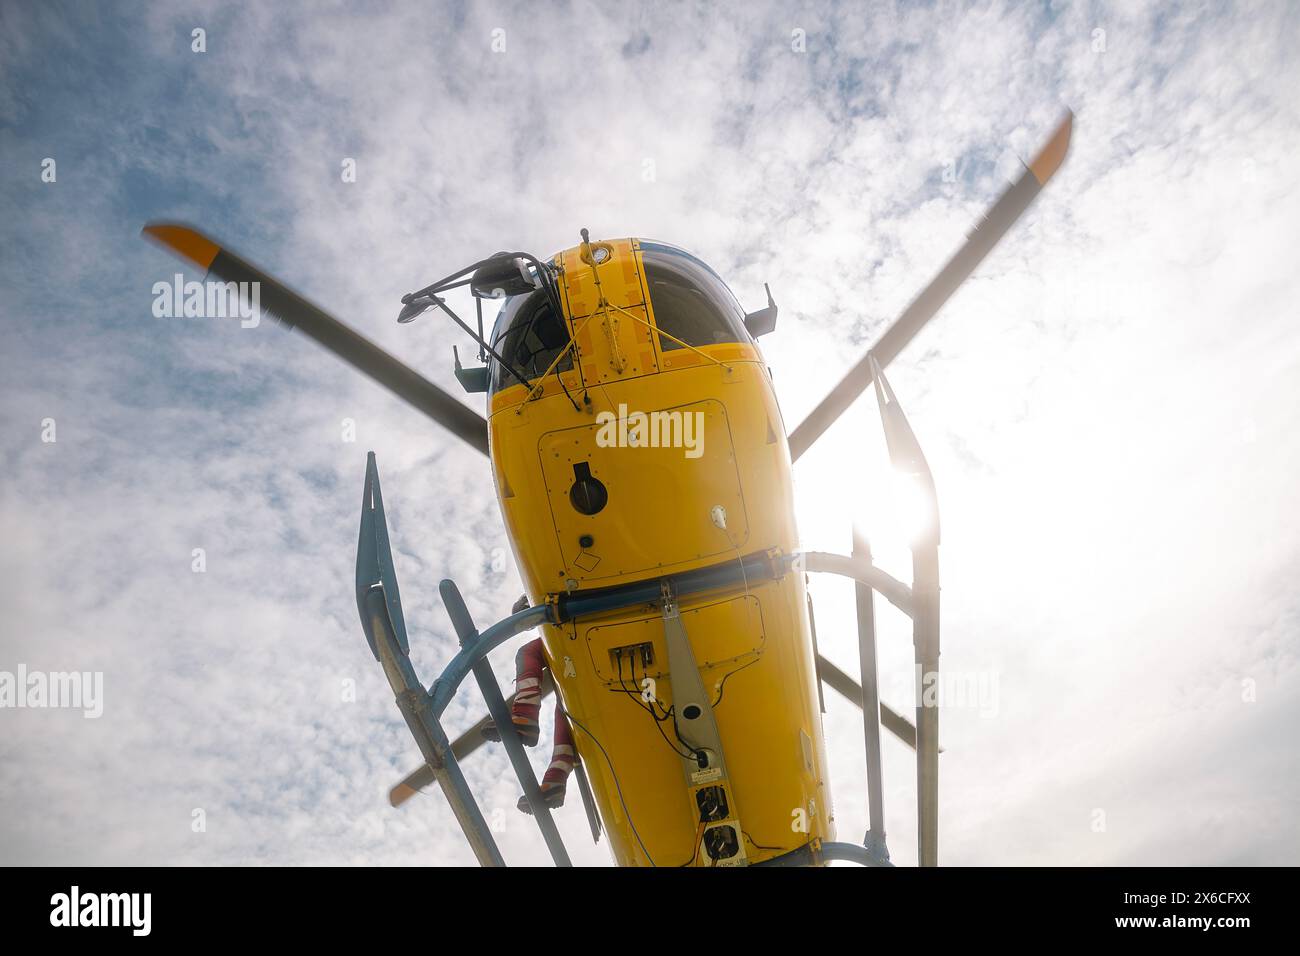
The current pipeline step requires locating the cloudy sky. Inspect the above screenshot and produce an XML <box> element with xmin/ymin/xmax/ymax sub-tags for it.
<box><xmin>2</xmin><ymin>0</ymin><xmax>1297</xmax><ymax>866</ymax></box>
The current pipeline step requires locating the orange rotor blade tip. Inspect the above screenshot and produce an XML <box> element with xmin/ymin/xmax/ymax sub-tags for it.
<box><xmin>140</xmin><ymin>222</ymin><xmax>221</xmax><ymax>270</ymax></box>
<box><xmin>1028</xmin><ymin>110</ymin><xmax>1073</xmax><ymax>186</ymax></box>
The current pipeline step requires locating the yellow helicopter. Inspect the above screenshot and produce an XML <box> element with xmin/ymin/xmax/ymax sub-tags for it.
<box><xmin>142</xmin><ymin>112</ymin><xmax>1071</xmax><ymax>867</ymax></box>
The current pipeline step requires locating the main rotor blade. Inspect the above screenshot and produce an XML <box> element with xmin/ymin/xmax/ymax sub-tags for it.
<box><xmin>389</xmin><ymin>683</ymin><xmax>555</xmax><ymax>808</ymax></box>
<box><xmin>788</xmin><ymin>112</ymin><xmax>1073</xmax><ymax>461</ymax></box>
<box><xmin>817</xmin><ymin>653</ymin><xmax>941</xmax><ymax>752</ymax></box>
<box><xmin>141</xmin><ymin>223</ymin><xmax>490</xmax><ymax>456</ymax></box>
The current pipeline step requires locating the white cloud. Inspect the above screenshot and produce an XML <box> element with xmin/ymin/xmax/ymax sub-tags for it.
<box><xmin>2</xmin><ymin>0</ymin><xmax>1298</xmax><ymax>866</ymax></box>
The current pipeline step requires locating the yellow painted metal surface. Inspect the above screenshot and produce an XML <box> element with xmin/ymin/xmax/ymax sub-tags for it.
<box><xmin>487</xmin><ymin>238</ymin><xmax>834</xmax><ymax>865</ymax></box>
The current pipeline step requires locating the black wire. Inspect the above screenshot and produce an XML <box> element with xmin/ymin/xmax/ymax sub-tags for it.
<box><xmin>533</xmin><ymin>263</ymin><xmax>582</xmax><ymax>411</ymax></box>
<box><xmin>628</xmin><ymin>652</ymin><xmax>674</xmax><ymax>721</ymax></box>
<box><xmin>533</xmin><ymin>257</ymin><xmax>565</xmax><ymax>328</ymax></box>
<box><xmin>474</xmin><ymin>296</ymin><xmax>486</xmax><ymax>363</ymax></box>
<box><xmin>613</xmin><ymin>653</ymin><xmax>695</xmax><ymax>760</ymax></box>
<box><xmin>538</xmin><ymin>257</ymin><xmax>592</xmax><ymax>408</ymax></box>
<box><xmin>668</xmin><ymin>708</ymin><xmax>704</xmax><ymax>765</ymax></box>
<box><xmin>743</xmin><ymin>830</ymin><xmax>783</xmax><ymax>851</ymax></box>
<box><xmin>711</xmin><ymin>655</ymin><xmax>761</xmax><ymax>708</ymax></box>
<box><xmin>630</xmin><ymin>657</ymin><xmax>703</xmax><ymax>765</ymax></box>
<box><xmin>655</xmin><ymin>652</ymin><xmax>706</xmax><ymax>764</ymax></box>
<box><xmin>611</xmin><ymin>651</ymin><xmax>647</xmax><ymax>710</ymax></box>
<box><xmin>554</xmin><ymin>360</ymin><xmax>581</xmax><ymax>411</ymax></box>
<box><xmin>621</xmin><ymin>651</ymin><xmax>705</xmax><ymax>765</ymax></box>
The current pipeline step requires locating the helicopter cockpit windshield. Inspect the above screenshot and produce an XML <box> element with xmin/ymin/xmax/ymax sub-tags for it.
<box><xmin>640</xmin><ymin>242</ymin><xmax>751</xmax><ymax>352</ymax></box>
<box><xmin>487</xmin><ymin>290</ymin><xmax>573</xmax><ymax>395</ymax></box>
<box><xmin>484</xmin><ymin>242</ymin><xmax>754</xmax><ymax>397</ymax></box>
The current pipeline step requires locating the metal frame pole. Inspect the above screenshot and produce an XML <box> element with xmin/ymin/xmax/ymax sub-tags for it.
<box><xmin>440</xmin><ymin>580</ymin><xmax>572</xmax><ymax>866</ymax></box>
<box><xmin>912</xmin><ymin>544</ymin><xmax>940</xmax><ymax>867</ymax></box>
<box><xmin>361</xmin><ymin>586</ymin><xmax>505</xmax><ymax>866</ymax></box>
<box><xmin>852</xmin><ymin>529</ymin><xmax>889</xmax><ymax>863</ymax></box>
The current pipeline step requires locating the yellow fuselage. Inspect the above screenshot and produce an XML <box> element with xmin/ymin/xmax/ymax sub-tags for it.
<box><xmin>488</xmin><ymin>238</ymin><xmax>833</xmax><ymax>865</ymax></box>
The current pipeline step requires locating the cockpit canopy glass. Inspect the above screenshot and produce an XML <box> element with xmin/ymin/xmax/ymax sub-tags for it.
<box><xmin>487</xmin><ymin>289</ymin><xmax>573</xmax><ymax>395</ymax></box>
<box><xmin>640</xmin><ymin>241</ymin><xmax>751</xmax><ymax>352</ymax></box>
<box><xmin>486</xmin><ymin>242</ymin><xmax>751</xmax><ymax>396</ymax></box>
